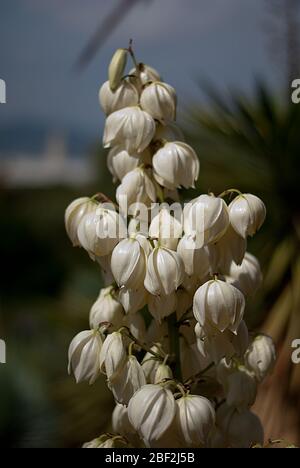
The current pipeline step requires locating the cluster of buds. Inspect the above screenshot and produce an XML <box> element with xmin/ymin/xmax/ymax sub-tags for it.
<box><xmin>65</xmin><ymin>45</ymin><xmax>276</xmax><ymax>448</ymax></box>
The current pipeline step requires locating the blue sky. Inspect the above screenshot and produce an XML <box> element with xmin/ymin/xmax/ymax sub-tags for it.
<box><xmin>0</xmin><ymin>0</ymin><xmax>283</xmax><ymax>139</ymax></box>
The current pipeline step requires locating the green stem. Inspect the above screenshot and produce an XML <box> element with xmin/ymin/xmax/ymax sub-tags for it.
<box><xmin>167</xmin><ymin>312</ymin><xmax>182</xmax><ymax>380</ymax></box>
<box><xmin>218</xmin><ymin>188</ymin><xmax>242</xmax><ymax>199</ymax></box>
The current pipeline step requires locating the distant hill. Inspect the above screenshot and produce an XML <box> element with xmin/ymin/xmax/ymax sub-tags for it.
<box><xmin>0</xmin><ymin>122</ymin><xmax>97</xmax><ymax>158</ymax></box>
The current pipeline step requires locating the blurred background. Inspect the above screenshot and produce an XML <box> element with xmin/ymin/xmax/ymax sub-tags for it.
<box><xmin>0</xmin><ymin>0</ymin><xmax>300</xmax><ymax>447</ymax></box>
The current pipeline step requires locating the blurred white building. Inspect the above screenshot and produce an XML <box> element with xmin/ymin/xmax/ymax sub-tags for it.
<box><xmin>0</xmin><ymin>135</ymin><xmax>95</xmax><ymax>187</ymax></box>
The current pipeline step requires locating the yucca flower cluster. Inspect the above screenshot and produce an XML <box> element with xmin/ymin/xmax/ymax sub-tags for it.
<box><xmin>65</xmin><ymin>45</ymin><xmax>276</xmax><ymax>449</ymax></box>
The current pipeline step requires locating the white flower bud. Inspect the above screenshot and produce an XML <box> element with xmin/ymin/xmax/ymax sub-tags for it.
<box><xmin>123</xmin><ymin>312</ymin><xmax>146</xmax><ymax>343</ymax></box>
<box><xmin>111</xmin><ymin>238</ymin><xmax>147</xmax><ymax>289</ymax></box>
<box><xmin>77</xmin><ymin>207</ymin><xmax>127</xmax><ymax>259</ymax></box>
<box><xmin>109</xmin><ymin>355</ymin><xmax>146</xmax><ymax>405</ymax></box>
<box><xmin>142</xmin><ymin>345</ymin><xmax>163</xmax><ymax>383</ymax></box>
<box><xmin>181</xmin><ymin>341</ymin><xmax>211</xmax><ymax>381</ymax></box>
<box><xmin>112</xmin><ymin>403</ymin><xmax>135</xmax><ymax>435</ymax></box>
<box><xmin>107</xmin><ymin>146</ymin><xmax>151</xmax><ymax>182</ymax></box>
<box><xmin>68</xmin><ymin>329</ymin><xmax>103</xmax><ymax>384</ymax></box>
<box><xmin>99</xmin><ymin>331</ymin><xmax>127</xmax><ymax>381</ymax></box>
<box><xmin>99</xmin><ymin>80</ymin><xmax>139</xmax><ymax>115</ymax></box>
<box><xmin>144</xmin><ymin>247</ymin><xmax>185</xmax><ymax>296</ymax></box>
<box><xmin>83</xmin><ymin>435</ymin><xmax>129</xmax><ymax>448</ymax></box>
<box><xmin>209</xmin><ymin>224</ymin><xmax>247</xmax><ymax>273</ymax></box>
<box><xmin>154</xmin><ymin>121</ymin><xmax>185</xmax><ymax>142</ymax></box>
<box><xmin>229</xmin><ymin>193</ymin><xmax>266</xmax><ymax>238</ymax></box>
<box><xmin>148</xmin><ymin>292</ymin><xmax>177</xmax><ymax>322</ymax></box>
<box><xmin>129</xmin><ymin>64</ymin><xmax>161</xmax><ymax>85</ymax></box>
<box><xmin>228</xmin><ymin>252</ymin><xmax>262</xmax><ymax>297</ymax></box>
<box><xmin>153</xmin><ymin>142</ymin><xmax>199</xmax><ymax>189</ymax></box>
<box><xmin>184</xmin><ymin>195</ymin><xmax>229</xmax><ymax>247</ymax></box>
<box><xmin>108</xmin><ymin>48</ymin><xmax>127</xmax><ymax>91</ymax></box>
<box><xmin>154</xmin><ymin>363</ymin><xmax>173</xmax><ymax>383</ymax></box>
<box><xmin>65</xmin><ymin>197</ymin><xmax>97</xmax><ymax>247</ymax></box>
<box><xmin>177</xmin><ymin>234</ymin><xmax>210</xmax><ymax>277</ymax></box>
<box><xmin>118</xmin><ymin>286</ymin><xmax>148</xmax><ymax>314</ymax></box>
<box><xmin>193</xmin><ymin>279</ymin><xmax>245</xmax><ymax>333</ymax></box>
<box><xmin>89</xmin><ymin>286</ymin><xmax>124</xmax><ymax>330</ymax></box>
<box><xmin>128</xmin><ymin>384</ymin><xmax>176</xmax><ymax>446</ymax></box>
<box><xmin>149</xmin><ymin>208</ymin><xmax>183</xmax><ymax>250</ymax></box>
<box><xmin>177</xmin><ymin>395</ymin><xmax>215</xmax><ymax>447</ymax></box>
<box><xmin>140</xmin><ymin>81</ymin><xmax>176</xmax><ymax>123</ymax></box>
<box><xmin>245</xmin><ymin>334</ymin><xmax>276</xmax><ymax>382</ymax></box>
<box><xmin>216</xmin><ymin>404</ymin><xmax>264</xmax><ymax>448</ymax></box>
<box><xmin>103</xmin><ymin>106</ymin><xmax>155</xmax><ymax>154</ymax></box>
<box><xmin>116</xmin><ymin>167</ymin><xmax>156</xmax><ymax>211</ymax></box>
<box><xmin>225</xmin><ymin>365</ymin><xmax>257</xmax><ymax>410</ymax></box>
<box><xmin>195</xmin><ymin>322</ymin><xmax>236</xmax><ymax>363</ymax></box>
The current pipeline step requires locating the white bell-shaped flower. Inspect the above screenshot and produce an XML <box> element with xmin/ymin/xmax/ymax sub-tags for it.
<box><xmin>152</xmin><ymin>142</ymin><xmax>199</xmax><ymax>189</ymax></box>
<box><xmin>103</xmin><ymin>106</ymin><xmax>156</xmax><ymax>154</ymax></box>
<box><xmin>154</xmin><ymin>121</ymin><xmax>185</xmax><ymax>142</ymax></box>
<box><xmin>123</xmin><ymin>312</ymin><xmax>147</xmax><ymax>343</ymax></box>
<box><xmin>89</xmin><ymin>286</ymin><xmax>124</xmax><ymax>330</ymax></box>
<box><xmin>118</xmin><ymin>286</ymin><xmax>148</xmax><ymax>314</ymax></box>
<box><xmin>215</xmin><ymin>404</ymin><xmax>264</xmax><ymax>448</ymax></box>
<box><xmin>140</xmin><ymin>81</ymin><xmax>176</xmax><ymax>123</ymax></box>
<box><xmin>144</xmin><ymin>246</ymin><xmax>185</xmax><ymax>296</ymax></box>
<box><xmin>68</xmin><ymin>329</ymin><xmax>104</xmax><ymax>384</ymax></box>
<box><xmin>111</xmin><ymin>237</ymin><xmax>147</xmax><ymax>289</ymax></box>
<box><xmin>195</xmin><ymin>322</ymin><xmax>236</xmax><ymax>363</ymax></box>
<box><xmin>112</xmin><ymin>403</ymin><xmax>135</xmax><ymax>436</ymax></box>
<box><xmin>208</xmin><ymin>224</ymin><xmax>247</xmax><ymax>273</ymax></box>
<box><xmin>181</xmin><ymin>341</ymin><xmax>211</xmax><ymax>381</ymax></box>
<box><xmin>184</xmin><ymin>194</ymin><xmax>229</xmax><ymax>247</ymax></box>
<box><xmin>128</xmin><ymin>384</ymin><xmax>176</xmax><ymax>446</ymax></box>
<box><xmin>65</xmin><ymin>197</ymin><xmax>97</xmax><ymax>247</ymax></box>
<box><xmin>107</xmin><ymin>146</ymin><xmax>151</xmax><ymax>182</ymax></box>
<box><xmin>116</xmin><ymin>167</ymin><xmax>156</xmax><ymax>211</ymax></box>
<box><xmin>83</xmin><ymin>434</ymin><xmax>129</xmax><ymax>448</ymax></box>
<box><xmin>149</xmin><ymin>208</ymin><xmax>183</xmax><ymax>250</ymax></box>
<box><xmin>193</xmin><ymin>279</ymin><xmax>245</xmax><ymax>333</ymax></box>
<box><xmin>225</xmin><ymin>365</ymin><xmax>257</xmax><ymax>410</ymax></box>
<box><xmin>99</xmin><ymin>331</ymin><xmax>127</xmax><ymax>381</ymax></box>
<box><xmin>154</xmin><ymin>363</ymin><xmax>173</xmax><ymax>383</ymax></box>
<box><xmin>77</xmin><ymin>206</ymin><xmax>127</xmax><ymax>259</ymax></box>
<box><xmin>142</xmin><ymin>345</ymin><xmax>163</xmax><ymax>383</ymax></box>
<box><xmin>245</xmin><ymin>334</ymin><xmax>276</xmax><ymax>382</ymax></box>
<box><xmin>177</xmin><ymin>234</ymin><xmax>210</xmax><ymax>277</ymax></box>
<box><xmin>99</xmin><ymin>80</ymin><xmax>139</xmax><ymax>115</ymax></box>
<box><xmin>228</xmin><ymin>252</ymin><xmax>262</xmax><ymax>297</ymax></box>
<box><xmin>177</xmin><ymin>395</ymin><xmax>215</xmax><ymax>447</ymax></box>
<box><xmin>148</xmin><ymin>291</ymin><xmax>177</xmax><ymax>322</ymax></box>
<box><xmin>229</xmin><ymin>193</ymin><xmax>266</xmax><ymax>238</ymax></box>
<box><xmin>109</xmin><ymin>355</ymin><xmax>146</xmax><ymax>405</ymax></box>
<box><xmin>129</xmin><ymin>64</ymin><xmax>161</xmax><ymax>85</ymax></box>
